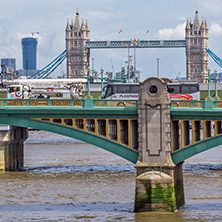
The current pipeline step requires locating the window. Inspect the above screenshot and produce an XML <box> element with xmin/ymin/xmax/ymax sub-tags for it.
<box><xmin>168</xmin><ymin>85</ymin><xmax>180</xmax><ymax>94</ymax></box>
<box><xmin>106</xmin><ymin>86</ymin><xmax>112</xmax><ymax>97</ymax></box>
<box><xmin>113</xmin><ymin>85</ymin><xmax>118</xmax><ymax>94</ymax></box>
<box><xmin>131</xmin><ymin>85</ymin><xmax>140</xmax><ymax>93</ymax></box>
<box><xmin>118</xmin><ymin>85</ymin><xmax>130</xmax><ymax>93</ymax></box>
<box><xmin>181</xmin><ymin>86</ymin><xmax>198</xmax><ymax>93</ymax></box>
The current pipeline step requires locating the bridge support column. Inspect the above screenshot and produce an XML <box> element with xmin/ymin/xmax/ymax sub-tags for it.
<box><xmin>135</xmin><ymin>78</ymin><xmax>184</xmax><ymax>212</ymax></box>
<box><xmin>134</xmin><ymin>162</ymin><xmax>184</xmax><ymax>212</ymax></box>
<box><xmin>0</xmin><ymin>126</ymin><xmax>28</xmax><ymax>171</ymax></box>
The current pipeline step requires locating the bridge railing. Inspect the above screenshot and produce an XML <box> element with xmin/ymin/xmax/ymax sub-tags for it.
<box><xmin>170</xmin><ymin>99</ymin><xmax>222</xmax><ymax>110</ymax></box>
<box><xmin>0</xmin><ymin>99</ymin><xmax>138</xmax><ymax>109</ymax></box>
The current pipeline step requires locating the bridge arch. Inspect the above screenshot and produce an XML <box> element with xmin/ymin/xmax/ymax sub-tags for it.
<box><xmin>0</xmin><ymin>115</ymin><xmax>139</xmax><ymax>164</ymax></box>
<box><xmin>171</xmin><ymin>134</ymin><xmax>222</xmax><ymax>164</ymax></box>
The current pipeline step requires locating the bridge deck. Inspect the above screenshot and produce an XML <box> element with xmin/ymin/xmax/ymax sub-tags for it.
<box><xmin>1</xmin><ymin>98</ymin><xmax>222</xmax><ymax>164</ymax></box>
<box><xmin>0</xmin><ymin>98</ymin><xmax>139</xmax><ymax>163</ymax></box>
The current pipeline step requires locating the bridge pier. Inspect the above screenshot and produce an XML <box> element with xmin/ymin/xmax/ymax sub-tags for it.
<box><xmin>135</xmin><ymin>78</ymin><xmax>184</xmax><ymax>212</ymax></box>
<box><xmin>0</xmin><ymin>126</ymin><xmax>28</xmax><ymax>171</ymax></box>
<box><xmin>134</xmin><ymin>162</ymin><xmax>184</xmax><ymax>212</ymax></box>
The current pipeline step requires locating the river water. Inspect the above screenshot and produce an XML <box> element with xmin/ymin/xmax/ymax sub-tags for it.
<box><xmin>0</xmin><ymin>130</ymin><xmax>222</xmax><ymax>221</ymax></box>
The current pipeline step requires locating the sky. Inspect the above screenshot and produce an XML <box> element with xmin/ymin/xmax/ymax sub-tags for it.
<box><xmin>1</xmin><ymin>0</ymin><xmax>222</xmax><ymax>80</ymax></box>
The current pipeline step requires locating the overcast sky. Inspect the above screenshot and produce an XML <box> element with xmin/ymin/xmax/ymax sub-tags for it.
<box><xmin>1</xmin><ymin>0</ymin><xmax>222</xmax><ymax>80</ymax></box>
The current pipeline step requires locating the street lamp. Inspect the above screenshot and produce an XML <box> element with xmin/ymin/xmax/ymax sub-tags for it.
<box><xmin>26</xmin><ymin>58</ymin><xmax>28</xmax><ymax>78</ymax></box>
<box><xmin>156</xmin><ymin>58</ymin><xmax>160</xmax><ymax>78</ymax></box>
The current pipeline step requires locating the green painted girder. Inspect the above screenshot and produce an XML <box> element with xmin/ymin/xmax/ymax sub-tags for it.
<box><xmin>171</xmin><ymin>109</ymin><xmax>222</xmax><ymax>120</ymax></box>
<box><xmin>0</xmin><ymin>106</ymin><xmax>138</xmax><ymax>119</ymax></box>
<box><xmin>0</xmin><ymin>115</ymin><xmax>139</xmax><ymax>164</ymax></box>
<box><xmin>171</xmin><ymin>134</ymin><xmax>222</xmax><ymax>164</ymax></box>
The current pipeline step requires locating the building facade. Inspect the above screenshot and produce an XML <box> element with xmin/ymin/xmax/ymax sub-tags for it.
<box><xmin>21</xmin><ymin>37</ymin><xmax>38</xmax><ymax>71</ymax></box>
<box><xmin>65</xmin><ymin>8</ymin><xmax>90</xmax><ymax>78</ymax></box>
<box><xmin>1</xmin><ymin>58</ymin><xmax>16</xmax><ymax>73</ymax></box>
<box><xmin>185</xmin><ymin>8</ymin><xmax>209</xmax><ymax>82</ymax></box>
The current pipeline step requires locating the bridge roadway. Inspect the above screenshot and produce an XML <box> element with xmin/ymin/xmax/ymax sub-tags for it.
<box><xmin>0</xmin><ymin>97</ymin><xmax>222</xmax><ymax>165</ymax></box>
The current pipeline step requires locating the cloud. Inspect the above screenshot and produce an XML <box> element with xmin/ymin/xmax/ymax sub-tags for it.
<box><xmin>154</xmin><ymin>23</ymin><xmax>186</xmax><ymax>40</ymax></box>
<box><xmin>210</xmin><ymin>22</ymin><xmax>222</xmax><ymax>37</ymax></box>
<box><xmin>177</xmin><ymin>17</ymin><xmax>186</xmax><ymax>21</ymax></box>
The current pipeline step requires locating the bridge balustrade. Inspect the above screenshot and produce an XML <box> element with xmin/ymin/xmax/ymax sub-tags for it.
<box><xmin>0</xmin><ymin>98</ymin><xmax>138</xmax><ymax>108</ymax></box>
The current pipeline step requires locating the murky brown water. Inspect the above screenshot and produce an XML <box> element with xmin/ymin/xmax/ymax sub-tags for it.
<box><xmin>0</xmin><ymin>131</ymin><xmax>222</xmax><ymax>221</ymax></box>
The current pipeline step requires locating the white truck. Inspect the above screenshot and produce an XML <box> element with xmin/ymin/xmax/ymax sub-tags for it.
<box><xmin>7</xmin><ymin>78</ymin><xmax>86</xmax><ymax>99</ymax></box>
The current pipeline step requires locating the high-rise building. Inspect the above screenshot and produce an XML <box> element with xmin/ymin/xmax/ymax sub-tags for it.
<box><xmin>65</xmin><ymin>8</ymin><xmax>90</xmax><ymax>78</ymax></box>
<box><xmin>21</xmin><ymin>37</ymin><xmax>38</xmax><ymax>70</ymax></box>
<box><xmin>1</xmin><ymin>58</ymin><xmax>16</xmax><ymax>73</ymax></box>
<box><xmin>185</xmin><ymin>8</ymin><xmax>209</xmax><ymax>82</ymax></box>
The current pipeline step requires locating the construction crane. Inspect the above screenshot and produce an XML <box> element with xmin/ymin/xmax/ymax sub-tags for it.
<box><xmin>110</xmin><ymin>59</ymin><xmax>115</xmax><ymax>78</ymax></box>
<box><xmin>170</xmin><ymin>64</ymin><xmax>180</xmax><ymax>80</ymax></box>
<box><xmin>21</xmin><ymin>32</ymin><xmax>40</xmax><ymax>37</ymax></box>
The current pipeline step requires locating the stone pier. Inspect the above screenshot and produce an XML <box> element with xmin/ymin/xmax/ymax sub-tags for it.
<box><xmin>135</xmin><ymin>78</ymin><xmax>184</xmax><ymax>212</ymax></box>
<box><xmin>0</xmin><ymin>126</ymin><xmax>28</xmax><ymax>171</ymax></box>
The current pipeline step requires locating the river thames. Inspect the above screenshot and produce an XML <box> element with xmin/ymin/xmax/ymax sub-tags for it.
<box><xmin>0</xmin><ymin>130</ymin><xmax>222</xmax><ymax>221</ymax></box>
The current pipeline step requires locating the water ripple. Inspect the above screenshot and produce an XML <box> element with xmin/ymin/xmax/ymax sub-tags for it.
<box><xmin>21</xmin><ymin>164</ymin><xmax>136</xmax><ymax>173</ymax></box>
<box><xmin>0</xmin><ymin>202</ymin><xmax>134</xmax><ymax>213</ymax></box>
<box><xmin>183</xmin><ymin>164</ymin><xmax>222</xmax><ymax>171</ymax></box>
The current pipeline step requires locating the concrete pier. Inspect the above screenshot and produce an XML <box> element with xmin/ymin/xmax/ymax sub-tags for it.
<box><xmin>135</xmin><ymin>78</ymin><xmax>184</xmax><ymax>212</ymax></box>
<box><xmin>0</xmin><ymin>126</ymin><xmax>28</xmax><ymax>171</ymax></box>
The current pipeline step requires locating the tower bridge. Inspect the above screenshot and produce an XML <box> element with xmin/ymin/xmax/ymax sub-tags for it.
<box><xmin>1</xmin><ymin>76</ymin><xmax>222</xmax><ymax>212</ymax></box>
<box><xmin>66</xmin><ymin>7</ymin><xmax>209</xmax><ymax>82</ymax></box>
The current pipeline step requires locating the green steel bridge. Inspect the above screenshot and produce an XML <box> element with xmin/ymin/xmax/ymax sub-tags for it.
<box><xmin>0</xmin><ymin>96</ymin><xmax>222</xmax><ymax>165</ymax></box>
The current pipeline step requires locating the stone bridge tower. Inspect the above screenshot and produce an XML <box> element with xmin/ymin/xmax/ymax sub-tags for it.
<box><xmin>66</xmin><ymin>8</ymin><xmax>90</xmax><ymax>78</ymax></box>
<box><xmin>186</xmin><ymin>8</ymin><xmax>209</xmax><ymax>82</ymax></box>
<box><xmin>135</xmin><ymin>78</ymin><xmax>184</xmax><ymax>212</ymax></box>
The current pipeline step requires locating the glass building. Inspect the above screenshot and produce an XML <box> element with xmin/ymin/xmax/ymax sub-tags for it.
<box><xmin>21</xmin><ymin>37</ymin><xmax>38</xmax><ymax>70</ymax></box>
<box><xmin>1</xmin><ymin>58</ymin><xmax>16</xmax><ymax>73</ymax></box>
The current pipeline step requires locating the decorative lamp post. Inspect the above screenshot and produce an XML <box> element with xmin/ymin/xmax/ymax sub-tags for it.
<box><xmin>214</xmin><ymin>69</ymin><xmax>219</xmax><ymax>99</ymax></box>
<box><xmin>201</xmin><ymin>68</ymin><xmax>220</xmax><ymax>100</ymax></box>
<box><xmin>93</xmin><ymin>68</ymin><xmax>106</xmax><ymax>98</ymax></box>
<box><xmin>99</xmin><ymin>68</ymin><xmax>105</xmax><ymax>95</ymax></box>
<box><xmin>81</xmin><ymin>68</ymin><xmax>91</xmax><ymax>99</ymax></box>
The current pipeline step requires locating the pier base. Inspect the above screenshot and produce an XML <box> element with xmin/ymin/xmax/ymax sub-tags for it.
<box><xmin>134</xmin><ymin>162</ymin><xmax>184</xmax><ymax>212</ymax></box>
<box><xmin>0</xmin><ymin>126</ymin><xmax>28</xmax><ymax>171</ymax></box>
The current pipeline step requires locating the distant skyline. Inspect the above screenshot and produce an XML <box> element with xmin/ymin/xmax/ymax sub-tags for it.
<box><xmin>1</xmin><ymin>0</ymin><xmax>222</xmax><ymax>80</ymax></box>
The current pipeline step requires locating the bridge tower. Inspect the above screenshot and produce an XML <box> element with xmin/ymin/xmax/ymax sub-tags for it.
<box><xmin>65</xmin><ymin>8</ymin><xmax>90</xmax><ymax>78</ymax></box>
<box><xmin>135</xmin><ymin>78</ymin><xmax>184</xmax><ymax>212</ymax></box>
<box><xmin>186</xmin><ymin>8</ymin><xmax>209</xmax><ymax>82</ymax></box>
